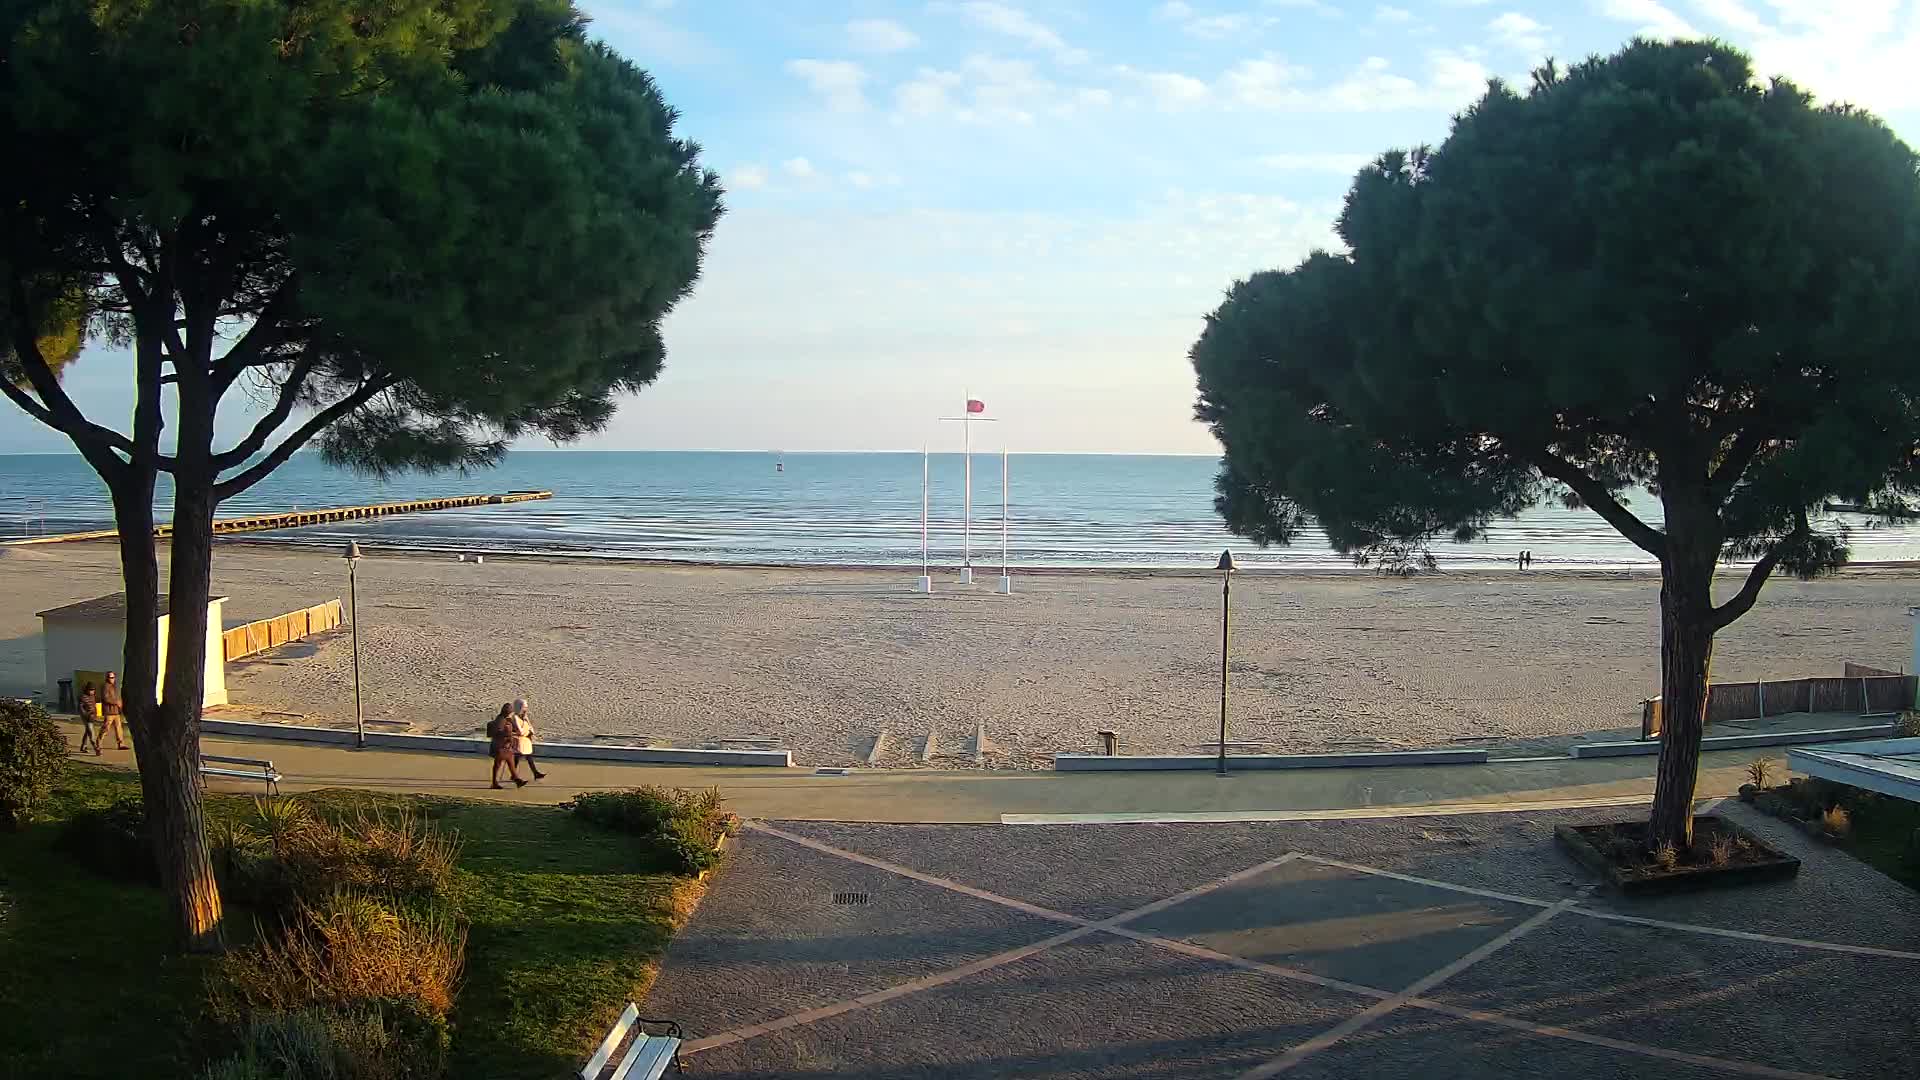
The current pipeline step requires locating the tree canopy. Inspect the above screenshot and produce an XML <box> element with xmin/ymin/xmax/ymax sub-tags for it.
<box><xmin>0</xmin><ymin>0</ymin><xmax>723</xmax><ymax>948</ymax></box>
<box><xmin>1192</xmin><ymin>38</ymin><xmax>1920</xmax><ymax>847</ymax></box>
<box><xmin>2</xmin><ymin>0</ymin><xmax>722</xmax><ymax>484</ymax></box>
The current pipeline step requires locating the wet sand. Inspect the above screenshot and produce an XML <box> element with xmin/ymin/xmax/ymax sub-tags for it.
<box><xmin>3</xmin><ymin>540</ymin><xmax>1916</xmax><ymax>768</ymax></box>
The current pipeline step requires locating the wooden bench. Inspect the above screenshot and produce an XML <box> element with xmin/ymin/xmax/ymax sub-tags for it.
<box><xmin>581</xmin><ymin>1002</ymin><xmax>682</xmax><ymax>1079</ymax></box>
<box><xmin>199</xmin><ymin>753</ymin><xmax>281</xmax><ymax>796</ymax></box>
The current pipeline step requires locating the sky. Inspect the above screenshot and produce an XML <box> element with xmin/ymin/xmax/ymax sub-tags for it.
<box><xmin>8</xmin><ymin>0</ymin><xmax>1920</xmax><ymax>456</ymax></box>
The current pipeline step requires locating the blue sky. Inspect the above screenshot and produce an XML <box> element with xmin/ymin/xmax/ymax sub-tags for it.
<box><xmin>9</xmin><ymin>0</ymin><xmax>1919</xmax><ymax>456</ymax></box>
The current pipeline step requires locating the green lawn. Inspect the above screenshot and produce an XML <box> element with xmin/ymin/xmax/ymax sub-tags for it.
<box><xmin>0</xmin><ymin>764</ymin><xmax>700</xmax><ymax>1079</ymax></box>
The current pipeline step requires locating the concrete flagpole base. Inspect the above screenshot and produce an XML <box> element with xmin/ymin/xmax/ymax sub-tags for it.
<box><xmin>914</xmin><ymin>575</ymin><xmax>933</xmax><ymax>594</ymax></box>
<box><xmin>996</xmin><ymin>575</ymin><xmax>1012</xmax><ymax>594</ymax></box>
<box><xmin>959</xmin><ymin>566</ymin><xmax>974</xmax><ymax>585</ymax></box>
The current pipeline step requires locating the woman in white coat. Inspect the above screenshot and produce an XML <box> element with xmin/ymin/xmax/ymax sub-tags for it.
<box><xmin>511</xmin><ymin>697</ymin><xmax>547</xmax><ymax>780</ymax></box>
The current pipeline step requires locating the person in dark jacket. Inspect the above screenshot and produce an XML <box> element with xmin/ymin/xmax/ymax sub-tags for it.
<box><xmin>488</xmin><ymin>703</ymin><xmax>526</xmax><ymax>789</ymax></box>
<box><xmin>101</xmin><ymin>671</ymin><xmax>128</xmax><ymax>750</ymax></box>
<box><xmin>77</xmin><ymin>683</ymin><xmax>103</xmax><ymax>755</ymax></box>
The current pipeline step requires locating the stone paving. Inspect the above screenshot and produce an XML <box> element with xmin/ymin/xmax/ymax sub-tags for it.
<box><xmin>644</xmin><ymin>802</ymin><xmax>1920</xmax><ymax>1078</ymax></box>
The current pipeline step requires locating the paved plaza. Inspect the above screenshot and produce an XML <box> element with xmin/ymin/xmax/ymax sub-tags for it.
<box><xmin>645</xmin><ymin>803</ymin><xmax>1920</xmax><ymax>1078</ymax></box>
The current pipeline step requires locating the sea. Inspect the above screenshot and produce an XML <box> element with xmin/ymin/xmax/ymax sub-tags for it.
<box><xmin>5</xmin><ymin>450</ymin><xmax>1920</xmax><ymax>570</ymax></box>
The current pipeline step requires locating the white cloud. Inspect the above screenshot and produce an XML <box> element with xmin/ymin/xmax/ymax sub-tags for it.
<box><xmin>1322</xmin><ymin>50</ymin><xmax>1489</xmax><ymax>111</ymax></box>
<box><xmin>1221</xmin><ymin>54</ymin><xmax>1313</xmax><ymax>107</ymax></box>
<box><xmin>896</xmin><ymin>54</ymin><xmax>1109</xmax><ymax>124</ymax></box>
<box><xmin>1691</xmin><ymin>0</ymin><xmax>1767</xmax><ymax>35</ymax></box>
<box><xmin>949</xmin><ymin>1</ymin><xmax>1090</xmax><ymax>63</ymax></box>
<box><xmin>782</xmin><ymin>157</ymin><xmax>818</xmax><ymax>180</ymax></box>
<box><xmin>1598</xmin><ymin>0</ymin><xmax>1920</xmax><ymax>113</ymax></box>
<box><xmin>847</xmin><ymin>17</ymin><xmax>919</xmax><ymax>53</ymax></box>
<box><xmin>896</xmin><ymin>67</ymin><xmax>964</xmax><ymax>116</ymax></box>
<box><xmin>1186</xmin><ymin>13</ymin><xmax>1258</xmax><ymax>38</ymax></box>
<box><xmin>1257</xmin><ymin>151</ymin><xmax>1375</xmax><ymax>172</ymax></box>
<box><xmin>1141</xmin><ymin>70</ymin><xmax>1213</xmax><ymax>108</ymax></box>
<box><xmin>1489</xmin><ymin>11</ymin><xmax>1549</xmax><ymax>53</ymax></box>
<box><xmin>581</xmin><ymin>8</ymin><xmax>724</xmax><ymax>68</ymax></box>
<box><xmin>1213</xmin><ymin>49</ymin><xmax>1481</xmax><ymax>111</ymax></box>
<box><xmin>1264</xmin><ymin>0</ymin><xmax>1341</xmax><ymax>15</ymax></box>
<box><xmin>1154</xmin><ymin>2</ymin><xmax>1275</xmax><ymax>39</ymax></box>
<box><xmin>1598</xmin><ymin>0</ymin><xmax>1699</xmax><ymax>39</ymax></box>
<box><xmin>785</xmin><ymin>58</ymin><xmax>869</xmax><ymax>111</ymax></box>
<box><xmin>729</xmin><ymin>164</ymin><xmax>769</xmax><ymax>190</ymax></box>
<box><xmin>1376</xmin><ymin>5</ymin><xmax>1414</xmax><ymax>22</ymax></box>
<box><xmin>846</xmin><ymin>171</ymin><xmax>875</xmax><ymax>189</ymax></box>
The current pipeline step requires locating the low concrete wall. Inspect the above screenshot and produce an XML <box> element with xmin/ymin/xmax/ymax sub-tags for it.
<box><xmin>199</xmin><ymin>717</ymin><xmax>792</xmax><ymax>767</ymax></box>
<box><xmin>1054</xmin><ymin>749</ymin><xmax>1490</xmax><ymax>772</ymax></box>
<box><xmin>1569</xmin><ymin>723</ymin><xmax>1898</xmax><ymax>759</ymax></box>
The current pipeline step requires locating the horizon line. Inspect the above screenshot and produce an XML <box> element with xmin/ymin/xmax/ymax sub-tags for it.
<box><xmin>0</xmin><ymin>447</ymin><xmax>1225</xmax><ymax>458</ymax></box>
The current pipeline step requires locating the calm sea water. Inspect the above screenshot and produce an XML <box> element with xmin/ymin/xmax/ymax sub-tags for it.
<box><xmin>4</xmin><ymin>450</ymin><xmax>1919</xmax><ymax>569</ymax></box>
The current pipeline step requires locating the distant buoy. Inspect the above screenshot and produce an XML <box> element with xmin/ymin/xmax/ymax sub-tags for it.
<box><xmin>776</xmin><ymin>461</ymin><xmax>784</xmax><ymax>473</ymax></box>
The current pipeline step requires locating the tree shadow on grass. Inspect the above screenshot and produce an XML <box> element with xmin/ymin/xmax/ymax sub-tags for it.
<box><xmin>0</xmin><ymin>811</ymin><xmax>230</xmax><ymax>1079</ymax></box>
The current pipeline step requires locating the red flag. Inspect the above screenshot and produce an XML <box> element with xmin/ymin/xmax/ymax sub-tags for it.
<box><xmin>966</xmin><ymin>399</ymin><xmax>986</xmax><ymax>413</ymax></box>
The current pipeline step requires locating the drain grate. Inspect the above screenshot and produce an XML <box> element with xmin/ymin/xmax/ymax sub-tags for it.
<box><xmin>832</xmin><ymin>891</ymin><xmax>871</xmax><ymax>906</ymax></box>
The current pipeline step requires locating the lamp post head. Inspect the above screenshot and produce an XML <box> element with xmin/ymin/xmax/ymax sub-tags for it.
<box><xmin>343</xmin><ymin>541</ymin><xmax>362</xmax><ymax>562</ymax></box>
<box><xmin>1216</xmin><ymin>549</ymin><xmax>1237</xmax><ymax>574</ymax></box>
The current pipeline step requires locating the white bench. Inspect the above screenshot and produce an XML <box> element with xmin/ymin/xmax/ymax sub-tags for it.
<box><xmin>199</xmin><ymin>753</ymin><xmax>281</xmax><ymax>796</ymax></box>
<box><xmin>581</xmin><ymin>1002</ymin><xmax>682</xmax><ymax>1080</ymax></box>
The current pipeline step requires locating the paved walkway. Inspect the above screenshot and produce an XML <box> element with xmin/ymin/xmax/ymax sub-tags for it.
<box><xmin>645</xmin><ymin>804</ymin><xmax>1920</xmax><ymax>1078</ymax></box>
<box><xmin>59</xmin><ymin>720</ymin><xmax>1796</xmax><ymax>823</ymax></box>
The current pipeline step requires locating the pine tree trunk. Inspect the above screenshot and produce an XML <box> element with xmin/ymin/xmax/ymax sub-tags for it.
<box><xmin>152</xmin><ymin>471</ymin><xmax>225</xmax><ymax>951</ymax></box>
<box><xmin>110</xmin><ymin>472</ymin><xmax>161</xmax><ymax>731</ymax></box>
<box><xmin>1648</xmin><ymin>561</ymin><xmax>1717</xmax><ymax>851</ymax></box>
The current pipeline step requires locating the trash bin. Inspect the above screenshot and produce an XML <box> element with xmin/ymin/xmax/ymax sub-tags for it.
<box><xmin>58</xmin><ymin>678</ymin><xmax>73</xmax><ymax>713</ymax></box>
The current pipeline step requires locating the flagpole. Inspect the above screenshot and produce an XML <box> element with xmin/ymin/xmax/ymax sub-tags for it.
<box><xmin>916</xmin><ymin>445</ymin><xmax>932</xmax><ymax>594</ymax></box>
<box><xmin>962</xmin><ymin>391</ymin><xmax>973</xmax><ymax>584</ymax></box>
<box><xmin>997</xmin><ymin>447</ymin><xmax>1012</xmax><ymax>594</ymax></box>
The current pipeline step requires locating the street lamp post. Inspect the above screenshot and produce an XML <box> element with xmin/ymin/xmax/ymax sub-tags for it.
<box><xmin>1216</xmin><ymin>548</ymin><xmax>1236</xmax><ymax>777</ymax></box>
<box><xmin>344</xmin><ymin>541</ymin><xmax>365</xmax><ymax>749</ymax></box>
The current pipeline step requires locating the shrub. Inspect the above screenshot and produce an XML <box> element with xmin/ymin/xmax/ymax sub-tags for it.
<box><xmin>1653</xmin><ymin>843</ymin><xmax>1679</xmax><ymax>870</ymax></box>
<box><xmin>1822</xmin><ymin>805</ymin><xmax>1852</xmax><ymax>837</ymax></box>
<box><xmin>570</xmin><ymin>785</ymin><xmax>738</xmax><ymax>875</ymax></box>
<box><xmin>276</xmin><ymin>807</ymin><xmax>461</xmax><ymax>907</ymax></box>
<box><xmin>210</xmin><ymin>890</ymin><xmax>467</xmax><ymax>1021</ymax></box>
<box><xmin>570</xmin><ymin>786</ymin><xmax>684</xmax><ymax>834</ymax></box>
<box><xmin>213</xmin><ymin>815</ymin><xmax>289</xmax><ymax>909</ymax></box>
<box><xmin>201</xmin><ymin>1010</ymin><xmax>339</xmax><ymax>1080</ymax></box>
<box><xmin>1745</xmin><ymin>758</ymin><xmax>1773</xmax><ymax>789</ymax></box>
<box><xmin>0</xmin><ymin>699</ymin><xmax>69</xmax><ymax>829</ymax></box>
<box><xmin>1898</xmin><ymin>710</ymin><xmax>1920</xmax><ymax>738</ymax></box>
<box><xmin>1708</xmin><ymin>834</ymin><xmax>1735</xmax><ymax>867</ymax></box>
<box><xmin>254</xmin><ymin>795</ymin><xmax>312</xmax><ymax>855</ymax></box>
<box><xmin>200</xmin><ymin>1001</ymin><xmax>449</xmax><ymax>1080</ymax></box>
<box><xmin>62</xmin><ymin>795</ymin><xmax>155</xmax><ymax>881</ymax></box>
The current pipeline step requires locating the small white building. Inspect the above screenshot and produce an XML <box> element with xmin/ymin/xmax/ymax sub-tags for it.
<box><xmin>36</xmin><ymin>592</ymin><xmax>229</xmax><ymax>709</ymax></box>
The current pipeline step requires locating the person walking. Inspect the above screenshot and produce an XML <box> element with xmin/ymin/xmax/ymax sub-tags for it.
<box><xmin>77</xmin><ymin>682</ymin><xmax>103</xmax><ymax>755</ymax></box>
<box><xmin>512</xmin><ymin>698</ymin><xmax>546</xmax><ymax>780</ymax></box>
<box><xmin>101</xmin><ymin>671</ymin><xmax>128</xmax><ymax>750</ymax></box>
<box><xmin>488</xmin><ymin>704</ymin><xmax>526</xmax><ymax>789</ymax></box>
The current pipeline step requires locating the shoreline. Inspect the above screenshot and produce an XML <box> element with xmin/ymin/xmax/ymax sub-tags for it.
<box><xmin>14</xmin><ymin>532</ymin><xmax>1920</xmax><ymax>581</ymax></box>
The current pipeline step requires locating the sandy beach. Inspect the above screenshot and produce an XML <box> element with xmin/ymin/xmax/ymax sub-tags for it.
<box><xmin>3</xmin><ymin>539</ymin><xmax>1917</xmax><ymax>768</ymax></box>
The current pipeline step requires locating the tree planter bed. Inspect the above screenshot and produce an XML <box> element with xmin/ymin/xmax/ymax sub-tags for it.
<box><xmin>1556</xmin><ymin>816</ymin><xmax>1800</xmax><ymax>894</ymax></box>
